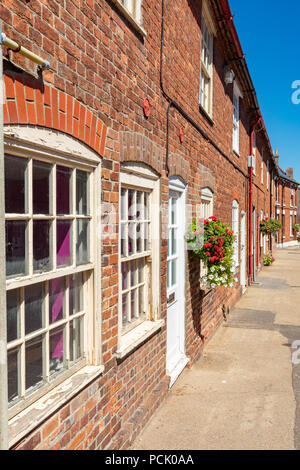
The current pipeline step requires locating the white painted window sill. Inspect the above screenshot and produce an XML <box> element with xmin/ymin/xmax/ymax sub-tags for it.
<box><xmin>8</xmin><ymin>365</ymin><xmax>104</xmax><ymax>448</ymax></box>
<box><xmin>116</xmin><ymin>320</ymin><xmax>165</xmax><ymax>360</ymax></box>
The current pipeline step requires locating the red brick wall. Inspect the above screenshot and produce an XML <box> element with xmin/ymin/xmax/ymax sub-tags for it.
<box><xmin>276</xmin><ymin>180</ymin><xmax>298</xmax><ymax>245</ymax></box>
<box><xmin>1</xmin><ymin>0</ymin><xmax>275</xmax><ymax>450</ymax></box>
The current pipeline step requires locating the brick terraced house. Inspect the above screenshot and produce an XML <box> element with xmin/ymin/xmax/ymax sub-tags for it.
<box><xmin>273</xmin><ymin>155</ymin><xmax>299</xmax><ymax>248</ymax></box>
<box><xmin>0</xmin><ymin>0</ymin><xmax>298</xmax><ymax>450</ymax></box>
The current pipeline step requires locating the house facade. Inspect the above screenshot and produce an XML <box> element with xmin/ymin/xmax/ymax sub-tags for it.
<box><xmin>273</xmin><ymin>162</ymin><xmax>299</xmax><ymax>247</ymax></box>
<box><xmin>0</xmin><ymin>0</ymin><xmax>296</xmax><ymax>450</ymax></box>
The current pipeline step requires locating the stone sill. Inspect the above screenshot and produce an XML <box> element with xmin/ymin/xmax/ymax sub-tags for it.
<box><xmin>8</xmin><ymin>365</ymin><xmax>104</xmax><ymax>448</ymax></box>
<box><xmin>116</xmin><ymin>320</ymin><xmax>165</xmax><ymax>360</ymax></box>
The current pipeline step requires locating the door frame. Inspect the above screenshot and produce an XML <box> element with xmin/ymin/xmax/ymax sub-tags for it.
<box><xmin>166</xmin><ymin>176</ymin><xmax>189</xmax><ymax>387</ymax></box>
<box><xmin>240</xmin><ymin>210</ymin><xmax>246</xmax><ymax>290</ymax></box>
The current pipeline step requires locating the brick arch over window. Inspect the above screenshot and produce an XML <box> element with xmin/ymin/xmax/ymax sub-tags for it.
<box><xmin>120</xmin><ymin>132</ymin><xmax>165</xmax><ymax>175</ymax></box>
<box><xmin>3</xmin><ymin>72</ymin><xmax>107</xmax><ymax>156</ymax></box>
<box><xmin>168</xmin><ymin>152</ymin><xmax>190</xmax><ymax>183</ymax></box>
<box><xmin>231</xmin><ymin>189</ymin><xmax>240</xmax><ymax>205</ymax></box>
<box><xmin>199</xmin><ymin>164</ymin><xmax>215</xmax><ymax>195</ymax></box>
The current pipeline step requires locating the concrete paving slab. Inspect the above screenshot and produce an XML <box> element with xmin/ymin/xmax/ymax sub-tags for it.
<box><xmin>132</xmin><ymin>246</ymin><xmax>300</xmax><ymax>450</ymax></box>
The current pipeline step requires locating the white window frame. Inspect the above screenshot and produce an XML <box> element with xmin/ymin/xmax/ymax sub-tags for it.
<box><xmin>232</xmin><ymin>200</ymin><xmax>239</xmax><ymax>267</ymax></box>
<box><xmin>290</xmin><ymin>213</ymin><xmax>294</xmax><ymax>237</ymax></box>
<box><xmin>200</xmin><ymin>188</ymin><xmax>214</xmax><ymax>284</ymax></box>
<box><xmin>117</xmin><ymin>0</ymin><xmax>143</xmax><ymax>26</ymax></box>
<box><xmin>267</xmin><ymin>161</ymin><xmax>270</xmax><ymax>191</ymax></box>
<box><xmin>199</xmin><ymin>1</ymin><xmax>215</xmax><ymax>117</ymax></box>
<box><xmin>117</xmin><ymin>163</ymin><xmax>161</xmax><ymax>357</ymax></box>
<box><xmin>4</xmin><ymin>129</ymin><xmax>101</xmax><ymax>419</ymax></box>
<box><xmin>233</xmin><ymin>81</ymin><xmax>243</xmax><ymax>155</ymax></box>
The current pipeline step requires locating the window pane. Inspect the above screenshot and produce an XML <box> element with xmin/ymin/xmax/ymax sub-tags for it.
<box><xmin>171</xmin><ymin>229</ymin><xmax>177</xmax><ymax>255</ymax></box>
<box><xmin>144</xmin><ymin>223</ymin><xmax>149</xmax><ymax>251</ymax></box>
<box><xmin>76</xmin><ymin>170</ymin><xmax>88</xmax><ymax>215</ymax></box>
<box><xmin>49</xmin><ymin>277</ymin><xmax>65</xmax><ymax>324</ymax></box>
<box><xmin>33</xmin><ymin>221</ymin><xmax>51</xmax><ymax>272</ymax></box>
<box><xmin>172</xmin><ymin>259</ymin><xmax>177</xmax><ymax>285</ymax></box>
<box><xmin>6</xmin><ymin>220</ymin><xmax>26</xmax><ymax>277</ymax></box>
<box><xmin>5</xmin><ymin>155</ymin><xmax>27</xmax><ymax>214</ymax></box>
<box><xmin>8</xmin><ymin>348</ymin><xmax>19</xmax><ymax>403</ymax></box>
<box><xmin>128</xmin><ymin>189</ymin><xmax>134</xmax><ymax>220</ymax></box>
<box><xmin>69</xmin><ymin>273</ymin><xmax>83</xmax><ymax>315</ymax></box>
<box><xmin>57</xmin><ymin>220</ymin><xmax>71</xmax><ymax>267</ymax></box>
<box><xmin>76</xmin><ymin>219</ymin><xmax>89</xmax><ymax>265</ymax></box>
<box><xmin>57</xmin><ymin>166</ymin><xmax>71</xmax><ymax>215</ymax></box>
<box><xmin>131</xmin><ymin>289</ymin><xmax>137</xmax><ymax>319</ymax></box>
<box><xmin>121</xmin><ymin>188</ymin><xmax>127</xmax><ymax>220</ymax></box>
<box><xmin>130</xmin><ymin>259</ymin><xmax>136</xmax><ymax>287</ymax></box>
<box><xmin>70</xmin><ymin>318</ymin><xmax>83</xmax><ymax>363</ymax></box>
<box><xmin>138</xmin><ymin>287</ymin><xmax>144</xmax><ymax>317</ymax></box>
<box><xmin>25</xmin><ymin>283</ymin><xmax>44</xmax><ymax>335</ymax></box>
<box><xmin>25</xmin><ymin>336</ymin><xmax>43</xmax><ymax>391</ymax></box>
<box><xmin>128</xmin><ymin>223</ymin><xmax>134</xmax><ymax>255</ymax></box>
<box><xmin>122</xmin><ymin>293</ymin><xmax>129</xmax><ymax>326</ymax></box>
<box><xmin>138</xmin><ymin>259</ymin><xmax>144</xmax><ymax>283</ymax></box>
<box><xmin>33</xmin><ymin>161</ymin><xmax>51</xmax><ymax>214</ymax></box>
<box><xmin>171</xmin><ymin>197</ymin><xmax>176</xmax><ymax>224</ymax></box>
<box><xmin>136</xmin><ymin>223</ymin><xmax>142</xmax><ymax>252</ymax></box>
<box><xmin>136</xmin><ymin>191</ymin><xmax>143</xmax><ymax>220</ymax></box>
<box><xmin>122</xmin><ymin>262</ymin><xmax>128</xmax><ymax>290</ymax></box>
<box><xmin>121</xmin><ymin>223</ymin><xmax>126</xmax><ymax>257</ymax></box>
<box><xmin>50</xmin><ymin>326</ymin><xmax>65</xmax><ymax>376</ymax></box>
<box><xmin>7</xmin><ymin>289</ymin><xmax>19</xmax><ymax>343</ymax></box>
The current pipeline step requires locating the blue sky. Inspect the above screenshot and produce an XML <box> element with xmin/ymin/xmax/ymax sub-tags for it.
<box><xmin>229</xmin><ymin>0</ymin><xmax>300</xmax><ymax>182</ymax></box>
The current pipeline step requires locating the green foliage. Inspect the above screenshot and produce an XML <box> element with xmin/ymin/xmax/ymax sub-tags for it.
<box><xmin>263</xmin><ymin>255</ymin><xmax>275</xmax><ymax>266</ymax></box>
<box><xmin>260</xmin><ymin>218</ymin><xmax>282</xmax><ymax>234</ymax></box>
<box><xmin>293</xmin><ymin>223</ymin><xmax>300</xmax><ymax>233</ymax></box>
<box><xmin>186</xmin><ymin>216</ymin><xmax>236</xmax><ymax>289</ymax></box>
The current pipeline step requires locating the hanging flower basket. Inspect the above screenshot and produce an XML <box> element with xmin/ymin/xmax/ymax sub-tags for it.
<box><xmin>186</xmin><ymin>216</ymin><xmax>236</xmax><ymax>289</ymax></box>
<box><xmin>259</xmin><ymin>218</ymin><xmax>282</xmax><ymax>234</ymax></box>
<box><xmin>293</xmin><ymin>223</ymin><xmax>300</xmax><ymax>234</ymax></box>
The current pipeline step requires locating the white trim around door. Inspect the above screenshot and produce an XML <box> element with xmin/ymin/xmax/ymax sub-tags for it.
<box><xmin>166</xmin><ymin>177</ymin><xmax>189</xmax><ymax>387</ymax></box>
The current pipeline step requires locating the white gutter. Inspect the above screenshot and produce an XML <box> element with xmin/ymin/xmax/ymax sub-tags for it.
<box><xmin>0</xmin><ymin>24</ymin><xmax>8</xmax><ymax>450</ymax></box>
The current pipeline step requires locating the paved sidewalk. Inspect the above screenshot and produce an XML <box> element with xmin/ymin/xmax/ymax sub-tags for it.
<box><xmin>132</xmin><ymin>246</ymin><xmax>300</xmax><ymax>450</ymax></box>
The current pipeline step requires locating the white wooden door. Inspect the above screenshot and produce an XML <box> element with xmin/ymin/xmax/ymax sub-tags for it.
<box><xmin>240</xmin><ymin>211</ymin><xmax>246</xmax><ymax>289</ymax></box>
<box><xmin>166</xmin><ymin>179</ymin><xmax>189</xmax><ymax>387</ymax></box>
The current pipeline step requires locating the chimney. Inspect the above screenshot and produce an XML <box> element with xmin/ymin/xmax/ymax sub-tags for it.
<box><xmin>273</xmin><ymin>149</ymin><xmax>279</xmax><ymax>166</ymax></box>
<box><xmin>286</xmin><ymin>168</ymin><xmax>294</xmax><ymax>179</ymax></box>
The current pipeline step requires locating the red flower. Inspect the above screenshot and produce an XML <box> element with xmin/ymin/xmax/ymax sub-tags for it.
<box><xmin>209</xmin><ymin>216</ymin><xmax>218</xmax><ymax>222</ymax></box>
<box><xmin>206</xmin><ymin>252</ymin><xmax>211</xmax><ymax>257</ymax></box>
<box><xmin>204</xmin><ymin>243</ymin><xmax>212</xmax><ymax>249</ymax></box>
<box><xmin>204</xmin><ymin>220</ymin><xmax>209</xmax><ymax>225</ymax></box>
<box><xmin>215</xmin><ymin>225</ymin><xmax>219</xmax><ymax>230</ymax></box>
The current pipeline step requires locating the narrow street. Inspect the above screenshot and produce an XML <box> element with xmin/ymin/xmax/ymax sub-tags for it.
<box><xmin>132</xmin><ymin>246</ymin><xmax>300</xmax><ymax>450</ymax></box>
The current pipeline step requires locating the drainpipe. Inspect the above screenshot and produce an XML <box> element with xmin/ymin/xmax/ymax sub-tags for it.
<box><xmin>249</xmin><ymin>116</ymin><xmax>262</xmax><ymax>283</ymax></box>
<box><xmin>0</xmin><ymin>24</ymin><xmax>8</xmax><ymax>450</ymax></box>
<box><xmin>282</xmin><ymin>182</ymin><xmax>284</xmax><ymax>247</ymax></box>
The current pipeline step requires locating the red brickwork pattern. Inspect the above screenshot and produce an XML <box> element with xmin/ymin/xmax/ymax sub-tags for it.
<box><xmin>3</xmin><ymin>73</ymin><xmax>107</xmax><ymax>156</ymax></box>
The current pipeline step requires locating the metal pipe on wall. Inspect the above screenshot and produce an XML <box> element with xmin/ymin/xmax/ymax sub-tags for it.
<box><xmin>0</xmin><ymin>24</ymin><xmax>8</xmax><ymax>450</ymax></box>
